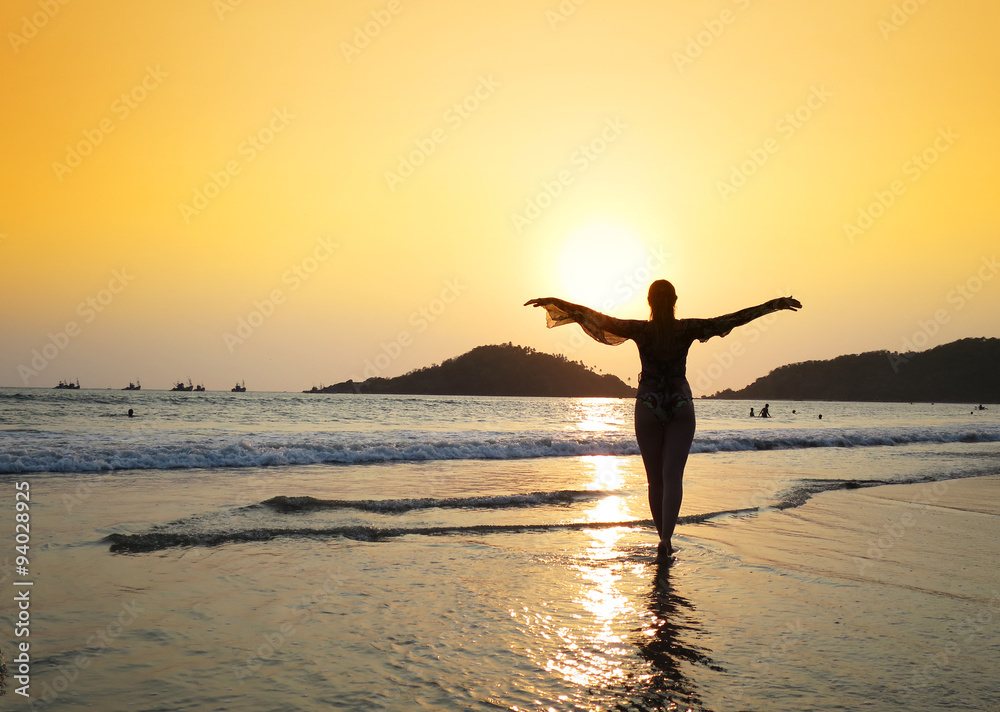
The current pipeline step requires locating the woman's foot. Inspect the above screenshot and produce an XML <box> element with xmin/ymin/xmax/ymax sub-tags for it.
<box><xmin>656</xmin><ymin>540</ymin><xmax>674</xmax><ymax>562</ymax></box>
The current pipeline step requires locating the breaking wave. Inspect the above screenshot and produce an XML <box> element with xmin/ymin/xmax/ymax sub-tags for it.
<box><xmin>3</xmin><ymin>427</ymin><xmax>999</xmax><ymax>474</ymax></box>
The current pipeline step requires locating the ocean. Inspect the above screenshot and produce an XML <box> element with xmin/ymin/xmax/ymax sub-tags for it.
<box><xmin>1</xmin><ymin>387</ymin><xmax>999</xmax><ymax>711</ymax></box>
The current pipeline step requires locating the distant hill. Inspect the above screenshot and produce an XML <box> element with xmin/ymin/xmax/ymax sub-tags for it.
<box><xmin>708</xmin><ymin>337</ymin><xmax>1000</xmax><ymax>403</ymax></box>
<box><xmin>308</xmin><ymin>343</ymin><xmax>636</xmax><ymax>397</ymax></box>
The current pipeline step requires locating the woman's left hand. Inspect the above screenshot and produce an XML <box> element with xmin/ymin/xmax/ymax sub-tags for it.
<box><xmin>776</xmin><ymin>296</ymin><xmax>802</xmax><ymax>311</ymax></box>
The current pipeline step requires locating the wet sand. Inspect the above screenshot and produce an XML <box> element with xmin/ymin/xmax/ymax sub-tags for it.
<box><xmin>685</xmin><ymin>475</ymin><xmax>1000</xmax><ymax>710</ymax></box>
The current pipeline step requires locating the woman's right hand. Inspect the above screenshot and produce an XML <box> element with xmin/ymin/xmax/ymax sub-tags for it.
<box><xmin>775</xmin><ymin>296</ymin><xmax>802</xmax><ymax>311</ymax></box>
<box><xmin>524</xmin><ymin>298</ymin><xmax>558</xmax><ymax>308</ymax></box>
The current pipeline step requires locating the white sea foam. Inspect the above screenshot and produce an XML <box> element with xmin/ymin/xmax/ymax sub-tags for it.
<box><xmin>2</xmin><ymin>426</ymin><xmax>998</xmax><ymax>474</ymax></box>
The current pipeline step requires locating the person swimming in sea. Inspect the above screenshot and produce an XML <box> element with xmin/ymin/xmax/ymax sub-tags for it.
<box><xmin>525</xmin><ymin>280</ymin><xmax>801</xmax><ymax>561</ymax></box>
<box><xmin>759</xmin><ymin>403</ymin><xmax>771</xmax><ymax>418</ymax></box>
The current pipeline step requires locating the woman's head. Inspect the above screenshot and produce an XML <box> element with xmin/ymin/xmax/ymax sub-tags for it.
<box><xmin>648</xmin><ymin>279</ymin><xmax>677</xmax><ymax>321</ymax></box>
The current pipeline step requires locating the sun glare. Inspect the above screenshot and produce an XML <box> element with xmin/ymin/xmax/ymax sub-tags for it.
<box><xmin>558</xmin><ymin>225</ymin><xmax>652</xmax><ymax>312</ymax></box>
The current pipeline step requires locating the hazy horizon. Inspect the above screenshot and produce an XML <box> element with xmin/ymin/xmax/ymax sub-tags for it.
<box><xmin>3</xmin><ymin>0</ymin><xmax>998</xmax><ymax>394</ymax></box>
<box><xmin>5</xmin><ymin>334</ymin><xmax>998</xmax><ymax>394</ymax></box>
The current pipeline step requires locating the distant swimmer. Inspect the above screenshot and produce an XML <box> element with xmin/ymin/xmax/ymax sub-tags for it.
<box><xmin>759</xmin><ymin>404</ymin><xmax>771</xmax><ymax>418</ymax></box>
<box><xmin>792</xmin><ymin>409</ymin><xmax>797</xmax><ymax>415</ymax></box>
<box><xmin>127</xmin><ymin>409</ymin><xmax>135</xmax><ymax>418</ymax></box>
<box><xmin>749</xmin><ymin>407</ymin><xmax>755</xmax><ymax>417</ymax></box>
<box><xmin>818</xmin><ymin>414</ymin><xmax>823</xmax><ymax>420</ymax></box>
<box><xmin>526</xmin><ymin>281</ymin><xmax>801</xmax><ymax>561</ymax></box>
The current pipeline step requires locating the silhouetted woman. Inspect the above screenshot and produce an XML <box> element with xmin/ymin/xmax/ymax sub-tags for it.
<box><xmin>525</xmin><ymin>280</ymin><xmax>801</xmax><ymax>561</ymax></box>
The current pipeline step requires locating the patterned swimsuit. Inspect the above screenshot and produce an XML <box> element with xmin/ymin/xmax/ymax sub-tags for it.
<box><xmin>636</xmin><ymin>375</ymin><xmax>692</xmax><ymax>424</ymax></box>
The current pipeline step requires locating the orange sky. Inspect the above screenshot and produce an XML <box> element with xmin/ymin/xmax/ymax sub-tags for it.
<box><xmin>2</xmin><ymin>0</ymin><xmax>998</xmax><ymax>393</ymax></box>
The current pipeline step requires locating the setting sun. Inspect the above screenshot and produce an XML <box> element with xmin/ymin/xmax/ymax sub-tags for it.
<box><xmin>558</xmin><ymin>224</ymin><xmax>656</xmax><ymax>312</ymax></box>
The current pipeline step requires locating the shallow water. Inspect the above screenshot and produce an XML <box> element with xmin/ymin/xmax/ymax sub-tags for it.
<box><xmin>1</xmin><ymin>389</ymin><xmax>998</xmax><ymax>710</ymax></box>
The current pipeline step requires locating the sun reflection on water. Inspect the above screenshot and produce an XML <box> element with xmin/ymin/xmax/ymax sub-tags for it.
<box><xmin>540</xmin><ymin>555</ymin><xmax>636</xmax><ymax>690</ymax></box>
<box><xmin>532</xmin><ymin>455</ymin><xmax>642</xmax><ymax>690</ymax></box>
<box><xmin>508</xmin><ymin>428</ymin><xmax>714</xmax><ymax>709</ymax></box>
<box><xmin>567</xmin><ymin>398</ymin><xmax>629</xmax><ymax>433</ymax></box>
<box><xmin>580</xmin><ymin>454</ymin><xmax>626</xmax><ymax>491</ymax></box>
<box><xmin>576</xmin><ymin>455</ymin><xmax>640</xmax><ymax>528</ymax></box>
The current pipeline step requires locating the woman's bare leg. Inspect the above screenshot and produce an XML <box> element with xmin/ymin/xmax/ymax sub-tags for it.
<box><xmin>658</xmin><ymin>403</ymin><xmax>696</xmax><ymax>545</ymax></box>
<box><xmin>635</xmin><ymin>402</ymin><xmax>666</xmax><ymax>537</ymax></box>
<box><xmin>635</xmin><ymin>400</ymin><xmax>696</xmax><ymax>554</ymax></box>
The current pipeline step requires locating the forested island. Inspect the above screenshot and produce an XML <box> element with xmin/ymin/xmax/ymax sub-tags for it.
<box><xmin>708</xmin><ymin>337</ymin><xmax>999</xmax><ymax>403</ymax></box>
<box><xmin>306</xmin><ymin>338</ymin><xmax>998</xmax><ymax>402</ymax></box>
<box><xmin>306</xmin><ymin>343</ymin><xmax>636</xmax><ymax>397</ymax></box>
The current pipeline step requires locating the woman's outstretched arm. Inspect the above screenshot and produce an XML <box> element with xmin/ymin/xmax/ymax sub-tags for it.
<box><xmin>524</xmin><ymin>297</ymin><xmax>640</xmax><ymax>345</ymax></box>
<box><xmin>695</xmin><ymin>297</ymin><xmax>801</xmax><ymax>342</ymax></box>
